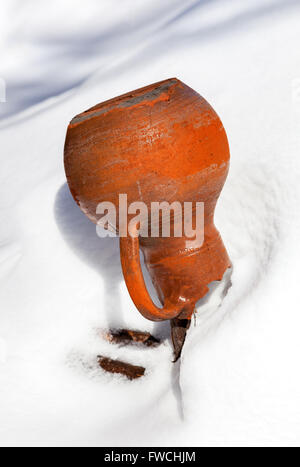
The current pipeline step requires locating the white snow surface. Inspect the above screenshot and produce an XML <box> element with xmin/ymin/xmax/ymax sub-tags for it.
<box><xmin>1</xmin><ymin>0</ymin><xmax>300</xmax><ymax>447</ymax></box>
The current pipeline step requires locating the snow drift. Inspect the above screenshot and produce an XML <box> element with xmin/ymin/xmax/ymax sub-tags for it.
<box><xmin>1</xmin><ymin>0</ymin><xmax>300</xmax><ymax>447</ymax></box>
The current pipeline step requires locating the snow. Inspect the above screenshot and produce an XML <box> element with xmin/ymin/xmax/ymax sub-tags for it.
<box><xmin>1</xmin><ymin>0</ymin><xmax>300</xmax><ymax>447</ymax></box>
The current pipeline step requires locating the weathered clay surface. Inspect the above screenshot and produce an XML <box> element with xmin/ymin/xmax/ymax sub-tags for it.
<box><xmin>64</xmin><ymin>78</ymin><xmax>231</xmax><ymax>329</ymax></box>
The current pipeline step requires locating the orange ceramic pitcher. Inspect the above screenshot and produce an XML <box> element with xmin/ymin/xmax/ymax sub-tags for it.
<box><xmin>64</xmin><ymin>78</ymin><xmax>231</xmax><ymax>357</ymax></box>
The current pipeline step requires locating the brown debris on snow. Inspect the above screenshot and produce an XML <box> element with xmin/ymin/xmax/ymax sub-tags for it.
<box><xmin>171</xmin><ymin>318</ymin><xmax>191</xmax><ymax>362</ymax></box>
<box><xmin>106</xmin><ymin>329</ymin><xmax>160</xmax><ymax>347</ymax></box>
<box><xmin>98</xmin><ymin>356</ymin><xmax>145</xmax><ymax>380</ymax></box>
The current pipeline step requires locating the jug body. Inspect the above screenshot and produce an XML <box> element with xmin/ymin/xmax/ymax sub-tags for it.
<box><xmin>64</xmin><ymin>78</ymin><xmax>231</xmax><ymax>321</ymax></box>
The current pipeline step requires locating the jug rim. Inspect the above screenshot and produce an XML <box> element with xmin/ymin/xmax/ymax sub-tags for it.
<box><xmin>70</xmin><ymin>77</ymin><xmax>181</xmax><ymax>126</ymax></box>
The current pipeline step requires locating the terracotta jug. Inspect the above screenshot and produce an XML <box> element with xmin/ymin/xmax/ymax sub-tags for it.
<box><xmin>64</xmin><ymin>78</ymin><xmax>231</xmax><ymax>353</ymax></box>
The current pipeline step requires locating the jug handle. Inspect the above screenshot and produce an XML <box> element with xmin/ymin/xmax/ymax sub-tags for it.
<box><xmin>120</xmin><ymin>233</ymin><xmax>193</xmax><ymax>322</ymax></box>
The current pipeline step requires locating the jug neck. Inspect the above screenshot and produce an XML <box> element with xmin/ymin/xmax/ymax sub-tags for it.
<box><xmin>140</xmin><ymin>225</ymin><xmax>231</xmax><ymax>310</ymax></box>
